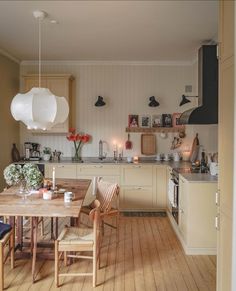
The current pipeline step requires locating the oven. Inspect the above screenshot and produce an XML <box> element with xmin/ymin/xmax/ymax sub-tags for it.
<box><xmin>168</xmin><ymin>169</ymin><xmax>179</xmax><ymax>224</ymax></box>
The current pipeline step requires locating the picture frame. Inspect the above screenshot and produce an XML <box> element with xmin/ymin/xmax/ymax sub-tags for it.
<box><xmin>140</xmin><ymin>115</ymin><xmax>151</xmax><ymax>128</ymax></box>
<box><xmin>172</xmin><ymin>113</ymin><xmax>183</xmax><ymax>128</ymax></box>
<box><xmin>162</xmin><ymin>114</ymin><xmax>172</xmax><ymax>127</ymax></box>
<box><xmin>128</xmin><ymin>114</ymin><xmax>139</xmax><ymax>127</ymax></box>
<box><xmin>152</xmin><ymin>114</ymin><xmax>162</xmax><ymax>127</ymax></box>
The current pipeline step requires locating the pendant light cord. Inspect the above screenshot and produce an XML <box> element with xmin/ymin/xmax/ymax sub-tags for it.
<box><xmin>38</xmin><ymin>16</ymin><xmax>41</xmax><ymax>88</ymax></box>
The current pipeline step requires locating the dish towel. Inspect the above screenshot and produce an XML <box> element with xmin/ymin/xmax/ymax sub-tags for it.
<box><xmin>92</xmin><ymin>176</ymin><xmax>102</xmax><ymax>196</ymax></box>
<box><xmin>0</xmin><ymin>222</ymin><xmax>12</xmax><ymax>239</ymax></box>
<box><xmin>168</xmin><ymin>179</ymin><xmax>176</xmax><ymax>207</ymax></box>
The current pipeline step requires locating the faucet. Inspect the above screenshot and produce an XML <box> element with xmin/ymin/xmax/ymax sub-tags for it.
<box><xmin>98</xmin><ymin>140</ymin><xmax>107</xmax><ymax>160</ymax></box>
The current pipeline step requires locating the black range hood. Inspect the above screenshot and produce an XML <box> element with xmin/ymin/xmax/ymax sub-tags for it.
<box><xmin>179</xmin><ymin>45</ymin><xmax>218</xmax><ymax>124</ymax></box>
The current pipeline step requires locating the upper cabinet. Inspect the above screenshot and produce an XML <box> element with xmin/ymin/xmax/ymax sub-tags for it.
<box><xmin>219</xmin><ymin>1</ymin><xmax>234</xmax><ymax>62</ymax></box>
<box><xmin>23</xmin><ymin>74</ymin><xmax>75</xmax><ymax>134</ymax></box>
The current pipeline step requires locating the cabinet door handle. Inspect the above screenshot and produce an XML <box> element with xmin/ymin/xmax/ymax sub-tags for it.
<box><xmin>57</xmin><ymin>165</ymin><xmax>65</xmax><ymax>168</ymax></box>
<box><xmin>134</xmin><ymin>187</ymin><xmax>142</xmax><ymax>190</ymax></box>
<box><xmin>215</xmin><ymin>190</ymin><xmax>220</xmax><ymax>206</ymax></box>
<box><xmin>94</xmin><ymin>165</ymin><xmax>103</xmax><ymax>168</ymax></box>
<box><xmin>215</xmin><ymin>214</ymin><xmax>220</xmax><ymax>230</ymax></box>
<box><xmin>133</xmin><ymin>165</ymin><xmax>141</xmax><ymax>168</ymax></box>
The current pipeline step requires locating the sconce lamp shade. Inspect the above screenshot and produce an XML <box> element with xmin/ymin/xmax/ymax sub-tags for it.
<box><xmin>95</xmin><ymin>96</ymin><xmax>106</xmax><ymax>107</ymax></box>
<box><xmin>179</xmin><ymin>94</ymin><xmax>192</xmax><ymax>106</ymax></box>
<box><xmin>148</xmin><ymin>96</ymin><xmax>160</xmax><ymax>107</ymax></box>
<box><xmin>11</xmin><ymin>87</ymin><xmax>69</xmax><ymax>130</ymax></box>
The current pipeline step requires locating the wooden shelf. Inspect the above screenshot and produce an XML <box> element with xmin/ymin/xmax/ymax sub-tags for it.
<box><xmin>125</xmin><ymin>127</ymin><xmax>185</xmax><ymax>133</ymax></box>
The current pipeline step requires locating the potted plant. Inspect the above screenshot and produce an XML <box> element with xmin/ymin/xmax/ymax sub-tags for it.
<box><xmin>42</xmin><ymin>147</ymin><xmax>51</xmax><ymax>161</ymax></box>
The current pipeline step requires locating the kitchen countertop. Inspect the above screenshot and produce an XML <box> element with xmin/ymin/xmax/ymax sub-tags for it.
<box><xmin>180</xmin><ymin>173</ymin><xmax>218</xmax><ymax>183</ymax></box>
<box><xmin>18</xmin><ymin>158</ymin><xmax>218</xmax><ymax>183</ymax></box>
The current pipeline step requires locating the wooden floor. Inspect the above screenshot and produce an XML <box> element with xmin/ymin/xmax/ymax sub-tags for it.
<box><xmin>3</xmin><ymin>215</ymin><xmax>216</xmax><ymax>291</ymax></box>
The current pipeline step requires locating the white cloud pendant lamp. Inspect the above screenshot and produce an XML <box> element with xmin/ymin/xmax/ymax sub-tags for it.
<box><xmin>10</xmin><ymin>10</ymin><xmax>69</xmax><ymax>130</ymax></box>
<box><xmin>11</xmin><ymin>87</ymin><xmax>69</xmax><ymax>130</ymax></box>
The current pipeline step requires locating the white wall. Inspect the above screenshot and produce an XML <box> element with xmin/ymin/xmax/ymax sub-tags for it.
<box><xmin>20</xmin><ymin>61</ymin><xmax>217</xmax><ymax>158</ymax></box>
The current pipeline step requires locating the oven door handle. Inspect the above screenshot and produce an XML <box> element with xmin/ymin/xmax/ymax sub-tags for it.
<box><xmin>173</xmin><ymin>184</ymin><xmax>179</xmax><ymax>206</ymax></box>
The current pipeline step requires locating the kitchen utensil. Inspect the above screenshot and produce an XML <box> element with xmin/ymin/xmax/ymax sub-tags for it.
<box><xmin>141</xmin><ymin>134</ymin><xmax>156</xmax><ymax>155</ymax></box>
<box><xmin>189</xmin><ymin>133</ymin><xmax>200</xmax><ymax>163</ymax></box>
<box><xmin>209</xmin><ymin>162</ymin><xmax>218</xmax><ymax>176</ymax></box>
<box><xmin>125</xmin><ymin>133</ymin><xmax>132</xmax><ymax>150</ymax></box>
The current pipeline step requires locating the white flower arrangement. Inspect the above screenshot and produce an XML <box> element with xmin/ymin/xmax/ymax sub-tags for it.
<box><xmin>4</xmin><ymin>163</ymin><xmax>43</xmax><ymax>189</ymax></box>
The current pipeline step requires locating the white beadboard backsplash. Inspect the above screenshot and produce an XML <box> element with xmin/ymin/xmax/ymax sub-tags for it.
<box><xmin>20</xmin><ymin>62</ymin><xmax>218</xmax><ymax>158</ymax></box>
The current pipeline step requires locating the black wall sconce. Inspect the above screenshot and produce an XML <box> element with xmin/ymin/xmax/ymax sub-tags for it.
<box><xmin>148</xmin><ymin>96</ymin><xmax>160</xmax><ymax>107</ymax></box>
<box><xmin>95</xmin><ymin>96</ymin><xmax>106</xmax><ymax>107</ymax></box>
<box><xmin>179</xmin><ymin>94</ymin><xmax>198</xmax><ymax>106</ymax></box>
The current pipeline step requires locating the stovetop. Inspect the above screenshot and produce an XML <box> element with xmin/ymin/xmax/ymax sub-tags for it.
<box><xmin>172</xmin><ymin>167</ymin><xmax>202</xmax><ymax>176</ymax></box>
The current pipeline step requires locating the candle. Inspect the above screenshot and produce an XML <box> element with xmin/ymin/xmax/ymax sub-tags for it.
<box><xmin>133</xmin><ymin>156</ymin><xmax>139</xmax><ymax>162</ymax></box>
<box><xmin>113</xmin><ymin>140</ymin><xmax>117</xmax><ymax>152</ymax></box>
<box><xmin>52</xmin><ymin>167</ymin><xmax>56</xmax><ymax>190</ymax></box>
<box><xmin>182</xmin><ymin>151</ymin><xmax>190</xmax><ymax>161</ymax></box>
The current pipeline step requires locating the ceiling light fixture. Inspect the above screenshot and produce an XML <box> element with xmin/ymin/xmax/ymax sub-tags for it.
<box><xmin>179</xmin><ymin>94</ymin><xmax>198</xmax><ymax>106</ymax></box>
<box><xmin>10</xmin><ymin>10</ymin><xmax>69</xmax><ymax>130</ymax></box>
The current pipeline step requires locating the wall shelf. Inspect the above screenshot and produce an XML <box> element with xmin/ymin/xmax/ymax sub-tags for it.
<box><xmin>125</xmin><ymin>127</ymin><xmax>185</xmax><ymax>133</ymax></box>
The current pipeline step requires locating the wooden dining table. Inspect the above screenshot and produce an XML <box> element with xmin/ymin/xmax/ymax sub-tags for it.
<box><xmin>0</xmin><ymin>178</ymin><xmax>91</xmax><ymax>283</ymax></box>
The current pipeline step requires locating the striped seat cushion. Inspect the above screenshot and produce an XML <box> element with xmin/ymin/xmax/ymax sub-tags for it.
<box><xmin>96</xmin><ymin>180</ymin><xmax>119</xmax><ymax>213</ymax></box>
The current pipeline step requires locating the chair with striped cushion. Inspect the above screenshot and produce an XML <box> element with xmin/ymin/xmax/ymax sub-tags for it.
<box><xmin>81</xmin><ymin>178</ymin><xmax>120</xmax><ymax>240</ymax></box>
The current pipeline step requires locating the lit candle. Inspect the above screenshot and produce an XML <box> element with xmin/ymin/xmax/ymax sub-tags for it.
<box><xmin>133</xmin><ymin>156</ymin><xmax>139</xmax><ymax>162</ymax></box>
<box><xmin>182</xmin><ymin>151</ymin><xmax>190</xmax><ymax>161</ymax></box>
<box><xmin>52</xmin><ymin>167</ymin><xmax>56</xmax><ymax>190</ymax></box>
<box><xmin>113</xmin><ymin>140</ymin><xmax>117</xmax><ymax>152</ymax></box>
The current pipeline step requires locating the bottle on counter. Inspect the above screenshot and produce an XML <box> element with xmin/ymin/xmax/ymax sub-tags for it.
<box><xmin>11</xmin><ymin>143</ymin><xmax>20</xmax><ymax>162</ymax></box>
<box><xmin>200</xmin><ymin>151</ymin><xmax>207</xmax><ymax>173</ymax></box>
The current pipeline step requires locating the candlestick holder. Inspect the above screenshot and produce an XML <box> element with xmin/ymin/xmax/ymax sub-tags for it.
<box><xmin>113</xmin><ymin>150</ymin><xmax>118</xmax><ymax>161</ymax></box>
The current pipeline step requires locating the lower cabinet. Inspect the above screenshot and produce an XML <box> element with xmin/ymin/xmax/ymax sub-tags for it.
<box><xmin>156</xmin><ymin>166</ymin><xmax>167</xmax><ymax>209</ymax></box>
<box><xmin>121</xmin><ymin>186</ymin><xmax>154</xmax><ymax>210</ymax></box>
<box><xmin>45</xmin><ymin>164</ymin><xmax>77</xmax><ymax>179</ymax></box>
<box><xmin>175</xmin><ymin>175</ymin><xmax>217</xmax><ymax>255</ymax></box>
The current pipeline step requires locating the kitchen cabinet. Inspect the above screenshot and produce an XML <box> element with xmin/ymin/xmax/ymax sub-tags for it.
<box><xmin>77</xmin><ymin>164</ymin><xmax>121</xmax><ymax>205</ymax></box>
<box><xmin>121</xmin><ymin>165</ymin><xmax>155</xmax><ymax>210</ymax></box>
<box><xmin>23</xmin><ymin>74</ymin><xmax>74</xmax><ymax>133</ymax></box>
<box><xmin>176</xmin><ymin>175</ymin><xmax>217</xmax><ymax>255</ymax></box>
<box><xmin>217</xmin><ymin>1</ymin><xmax>235</xmax><ymax>290</ymax></box>
<box><xmin>155</xmin><ymin>166</ymin><xmax>167</xmax><ymax>209</ymax></box>
<box><xmin>45</xmin><ymin>164</ymin><xmax>77</xmax><ymax>179</ymax></box>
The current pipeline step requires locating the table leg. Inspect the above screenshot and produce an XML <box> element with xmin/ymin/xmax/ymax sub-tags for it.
<box><xmin>51</xmin><ymin>218</ymin><xmax>54</xmax><ymax>240</ymax></box>
<box><xmin>16</xmin><ymin>216</ymin><xmax>23</xmax><ymax>251</ymax></box>
<box><xmin>32</xmin><ymin>217</ymin><xmax>38</xmax><ymax>283</ymax></box>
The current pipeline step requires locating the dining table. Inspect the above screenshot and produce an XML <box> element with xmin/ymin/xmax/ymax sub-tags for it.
<box><xmin>0</xmin><ymin>178</ymin><xmax>91</xmax><ymax>283</ymax></box>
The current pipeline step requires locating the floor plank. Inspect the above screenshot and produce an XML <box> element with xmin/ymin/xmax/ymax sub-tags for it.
<box><xmin>3</xmin><ymin>215</ymin><xmax>216</xmax><ymax>291</ymax></box>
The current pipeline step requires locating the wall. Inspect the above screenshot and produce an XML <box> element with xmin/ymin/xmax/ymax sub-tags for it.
<box><xmin>0</xmin><ymin>54</ymin><xmax>20</xmax><ymax>191</ymax></box>
<box><xmin>20</xmin><ymin>61</ymin><xmax>218</xmax><ymax>159</ymax></box>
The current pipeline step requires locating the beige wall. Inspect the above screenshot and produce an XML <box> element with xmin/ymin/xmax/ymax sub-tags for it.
<box><xmin>20</xmin><ymin>61</ymin><xmax>217</xmax><ymax>158</ymax></box>
<box><xmin>0</xmin><ymin>54</ymin><xmax>20</xmax><ymax>191</ymax></box>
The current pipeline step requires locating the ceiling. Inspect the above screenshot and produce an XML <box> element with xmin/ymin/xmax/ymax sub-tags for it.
<box><xmin>0</xmin><ymin>1</ymin><xmax>218</xmax><ymax>62</ymax></box>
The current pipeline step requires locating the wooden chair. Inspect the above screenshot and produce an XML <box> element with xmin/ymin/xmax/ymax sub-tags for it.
<box><xmin>81</xmin><ymin>179</ymin><xmax>120</xmax><ymax>240</ymax></box>
<box><xmin>55</xmin><ymin>200</ymin><xmax>101</xmax><ymax>288</ymax></box>
<box><xmin>0</xmin><ymin>223</ymin><xmax>15</xmax><ymax>291</ymax></box>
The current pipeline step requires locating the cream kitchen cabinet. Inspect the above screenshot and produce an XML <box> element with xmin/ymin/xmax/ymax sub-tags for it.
<box><xmin>121</xmin><ymin>165</ymin><xmax>155</xmax><ymax>210</ymax></box>
<box><xmin>77</xmin><ymin>164</ymin><xmax>121</xmax><ymax>205</ymax></box>
<box><xmin>155</xmin><ymin>165</ymin><xmax>167</xmax><ymax>209</ymax></box>
<box><xmin>177</xmin><ymin>175</ymin><xmax>217</xmax><ymax>255</ymax></box>
<box><xmin>45</xmin><ymin>164</ymin><xmax>77</xmax><ymax>179</ymax></box>
<box><xmin>23</xmin><ymin>74</ymin><xmax>74</xmax><ymax>133</ymax></box>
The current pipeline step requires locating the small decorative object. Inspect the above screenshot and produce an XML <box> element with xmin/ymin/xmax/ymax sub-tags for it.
<box><xmin>11</xmin><ymin>143</ymin><xmax>20</xmax><ymax>162</ymax></box>
<box><xmin>128</xmin><ymin>115</ymin><xmax>139</xmax><ymax>127</ymax></box>
<box><xmin>133</xmin><ymin>156</ymin><xmax>139</xmax><ymax>162</ymax></box>
<box><xmin>148</xmin><ymin>96</ymin><xmax>160</xmax><ymax>107</ymax></box>
<box><xmin>42</xmin><ymin>147</ymin><xmax>51</xmax><ymax>161</ymax></box>
<box><xmin>95</xmin><ymin>96</ymin><xmax>106</xmax><ymax>107</ymax></box>
<box><xmin>66</xmin><ymin>128</ymin><xmax>90</xmax><ymax>162</ymax></box>
<box><xmin>162</xmin><ymin>114</ymin><xmax>172</xmax><ymax>127</ymax></box>
<box><xmin>64</xmin><ymin>191</ymin><xmax>75</xmax><ymax>203</ymax></box>
<box><xmin>43</xmin><ymin>190</ymin><xmax>54</xmax><ymax>200</ymax></box>
<box><xmin>172</xmin><ymin>113</ymin><xmax>184</xmax><ymax>128</ymax></box>
<box><xmin>140</xmin><ymin>115</ymin><xmax>151</xmax><ymax>128</ymax></box>
<box><xmin>152</xmin><ymin>114</ymin><xmax>162</xmax><ymax>127</ymax></box>
<box><xmin>170</xmin><ymin>136</ymin><xmax>182</xmax><ymax>150</ymax></box>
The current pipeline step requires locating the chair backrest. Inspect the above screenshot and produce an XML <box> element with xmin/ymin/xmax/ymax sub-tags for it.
<box><xmin>88</xmin><ymin>199</ymin><xmax>100</xmax><ymax>246</ymax></box>
<box><xmin>96</xmin><ymin>179</ymin><xmax>119</xmax><ymax>213</ymax></box>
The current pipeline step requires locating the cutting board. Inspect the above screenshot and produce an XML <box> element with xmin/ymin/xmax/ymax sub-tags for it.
<box><xmin>141</xmin><ymin>134</ymin><xmax>156</xmax><ymax>155</ymax></box>
<box><xmin>190</xmin><ymin>133</ymin><xmax>200</xmax><ymax>162</ymax></box>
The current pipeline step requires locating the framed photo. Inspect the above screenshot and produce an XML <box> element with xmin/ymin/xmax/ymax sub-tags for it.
<box><xmin>152</xmin><ymin>114</ymin><xmax>162</xmax><ymax>127</ymax></box>
<box><xmin>128</xmin><ymin>114</ymin><xmax>139</xmax><ymax>127</ymax></box>
<box><xmin>172</xmin><ymin>113</ymin><xmax>183</xmax><ymax>128</ymax></box>
<box><xmin>162</xmin><ymin>114</ymin><xmax>172</xmax><ymax>127</ymax></box>
<box><xmin>140</xmin><ymin>115</ymin><xmax>151</xmax><ymax>128</ymax></box>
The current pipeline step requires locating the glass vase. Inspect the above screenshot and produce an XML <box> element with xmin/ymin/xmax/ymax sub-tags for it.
<box><xmin>72</xmin><ymin>147</ymin><xmax>83</xmax><ymax>162</ymax></box>
<box><xmin>18</xmin><ymin>180</ymin><xmax>31</xmax><ymax>200</ymax></box>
